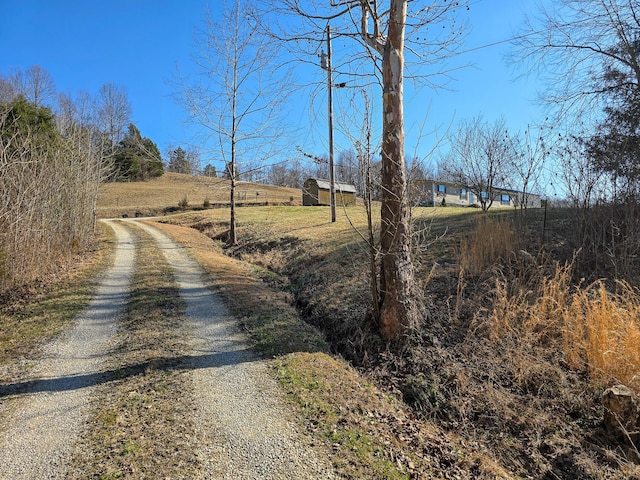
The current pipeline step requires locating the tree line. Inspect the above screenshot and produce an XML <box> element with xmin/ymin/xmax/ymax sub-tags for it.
<box><xmin>0</xmin><ymin>66</ymin><xmax>164</xmax><ymax>292</ymax></box>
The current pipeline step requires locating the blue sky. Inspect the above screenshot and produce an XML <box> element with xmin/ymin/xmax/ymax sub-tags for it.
<box><xmin>0</xmin><ymin>0</ymin><xmax>548</xmax><ymax>170</ymax></box>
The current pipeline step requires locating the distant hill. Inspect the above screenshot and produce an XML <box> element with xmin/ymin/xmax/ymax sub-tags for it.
<box><xmin>97</xmin><ymin>173</ymin><xmax>302</xmax><ymax>218</ymax></box>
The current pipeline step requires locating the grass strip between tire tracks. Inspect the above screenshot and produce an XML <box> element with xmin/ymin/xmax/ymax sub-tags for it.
<box><xmin>68</xmin><ymin>224</ymin><xmax>200</xmax><ymax>479</ymax></box>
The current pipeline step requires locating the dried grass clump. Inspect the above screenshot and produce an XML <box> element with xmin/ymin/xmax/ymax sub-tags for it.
<box><xmin>485</xmin><ymin>261</ymin><xmax>572</xmax><ymax>342</ymax></box>
<box><xmin>458</xmin><ymin>216</ymin><xmax>517</xmax><ymax>276</ymax></box>
<box><xmin>563</xmin><ymin>281</ymin><xmax>640</xmax><ymax>391</ymax></box>
<box><xmin>485</xmin><ymin>255</ymin><xmax>640</xmax><ymax>393</ymax></box>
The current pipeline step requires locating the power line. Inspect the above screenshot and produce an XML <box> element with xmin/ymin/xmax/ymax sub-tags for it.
<box><xmin>451</xmin><ymin>28</ymin><xmax>553</xmax><ymax>57</ymax></box>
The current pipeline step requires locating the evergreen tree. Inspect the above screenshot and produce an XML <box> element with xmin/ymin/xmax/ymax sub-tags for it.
<box><xmin>1</xmin><ymin>95</ymin><xmax>59</xmax><ymax>157</ymax></box>
<box><xmin>203</xmin><ymin>163</ymin><xmax>217</xmax><ymax>177</ymax></box>
<box><xmin>168</xmin><ymin>146</ymin><xmax>192</xmax><ymax>174</ymax></box>
<box><xmin>112</xmin><ymin>123</ymin><xmax>163</xmax><ymax>181</ymax></box>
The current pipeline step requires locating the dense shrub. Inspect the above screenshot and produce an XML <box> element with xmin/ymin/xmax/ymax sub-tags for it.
<box><xmin>0</xmin><ymin>97</ymin><xmax>100</xmax><ymax>292</ymax></box>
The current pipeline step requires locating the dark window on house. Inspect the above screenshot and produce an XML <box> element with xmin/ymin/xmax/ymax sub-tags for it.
<box><xmin>460</xmin><ymin>188</ymin><xmax>467</xmax><ymax>200</ymax></box>
<box><xmin>501</xmin><ymin>194</ymin><xmax>510</xmax><ymax>205</ymax></box>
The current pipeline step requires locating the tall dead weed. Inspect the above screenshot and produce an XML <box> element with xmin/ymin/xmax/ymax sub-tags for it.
<box><xmin>457</xmin><ymin>215</ymin><xmax>640</xmax><ymax>393</ymax></box>
<box><xmin>458</xmin><ymin>216</ymin><xmax>517</xmax><ymax>276</ymax></box>
<box><xmin>484</xmin><ymin>256</ymin><xmax>640</xmax><ymax>393</ymax></box>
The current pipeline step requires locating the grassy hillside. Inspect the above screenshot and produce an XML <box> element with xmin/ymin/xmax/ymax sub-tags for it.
<box><xmin>95</xmin><ymin>175</ymin><xmax>640</xmax><ymax>478</ymax></box>
<box><xmin>97</xmin><ymin>172</ymin><xmax>302</xmax><ymax>218</ymax></box>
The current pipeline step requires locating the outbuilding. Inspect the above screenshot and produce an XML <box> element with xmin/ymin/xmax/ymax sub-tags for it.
<box><xmin>302</xmin><ymin>178</ymin><xmax>357</xmax><ymax>206</ymax></box>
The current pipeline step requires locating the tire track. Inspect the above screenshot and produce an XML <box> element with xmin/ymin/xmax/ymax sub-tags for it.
<box><xmin>0</xmin><ymin>220</ymin><xmax>135</xmax><ymax>479</ymax></box>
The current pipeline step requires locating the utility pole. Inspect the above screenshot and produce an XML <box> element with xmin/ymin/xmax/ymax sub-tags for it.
<box><xmin>321</xmin><ymin>23</ymin><xmax>337</xmax><ymax>222</ymax></box>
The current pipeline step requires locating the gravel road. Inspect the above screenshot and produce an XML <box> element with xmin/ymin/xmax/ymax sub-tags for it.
<box><xmin>0</xmin><ymin>219</ymin><xmax>335</xmax><ymax>479</ymax></box>
<box><xmin>0</xmin><ymin>220</ymin><xmax>135</xmax><ymax>479</ymax></box>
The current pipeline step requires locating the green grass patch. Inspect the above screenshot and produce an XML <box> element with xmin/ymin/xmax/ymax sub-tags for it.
<box><xmin>275</xmin><ymin>352</ymin><xmax>425</xmax><ymax>479</ymax></box>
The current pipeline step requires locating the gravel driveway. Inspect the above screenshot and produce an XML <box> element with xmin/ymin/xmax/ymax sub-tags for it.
<box><xmin>0</xmin><ymin>219</ymin><xmax>335</xmax><ymax>479</ymax></box>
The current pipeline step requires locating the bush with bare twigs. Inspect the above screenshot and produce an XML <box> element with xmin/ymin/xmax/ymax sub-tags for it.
<box><xmin>0</xmin><ymin>97</ymin><xmax>103</xmax><ymax>294</ymax></box>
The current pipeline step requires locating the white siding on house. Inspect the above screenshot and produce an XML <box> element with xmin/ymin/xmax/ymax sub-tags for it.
<box><xmin>410</xmin><ymin>180</ymin><xmax>542</xmax><ymax>208</ymax></box>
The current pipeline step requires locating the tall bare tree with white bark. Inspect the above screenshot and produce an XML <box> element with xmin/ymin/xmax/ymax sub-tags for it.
<box><xmin>271</xmin><ymin>0</ymin><xmax>466</xmax><ymax>339</ymax></box>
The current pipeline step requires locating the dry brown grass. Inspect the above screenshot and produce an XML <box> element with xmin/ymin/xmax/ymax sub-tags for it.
<box><xmin>97</xmin><ymin>173</ymin><xmax>301</xmax><ymax>218</ymax></box>
<box><xmin>484</xmin><ymin>257</ymin><xmax>640</xmax><ymax>393</ymax></box>
<box><xmin>0</xmin><ymin>223</ymin><xmax>114</xmax><ymax>371</ymax></box>
<box><xmin>467</xmin><ymin>214</ymin><xmax>640</xmax><ymax>389</ymax></box>
<box><xmin>564</xmin><ymin>281</ymin><xmax>640</xmax><ymax>391</ymax></box>
<box><xmin>457</xmin><ymin>215</ymin><xmax>518</xmax><ymax>276</ymax></box>
<box><xmin>444</xmin><ymin>216</ymin><xmax>640</xmax><ymax>476</ymax></box>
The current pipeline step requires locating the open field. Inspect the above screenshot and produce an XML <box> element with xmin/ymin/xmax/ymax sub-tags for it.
<box><xmin>97</xmin><ymin>172</ymin><xmax>302</xmax><ymax>218</ymax></box>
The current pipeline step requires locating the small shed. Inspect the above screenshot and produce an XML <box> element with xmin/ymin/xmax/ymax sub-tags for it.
<box><xmin>303</xmin><ymin>178</ymin><xmax>357</xmax><ymax>206</ymax></box>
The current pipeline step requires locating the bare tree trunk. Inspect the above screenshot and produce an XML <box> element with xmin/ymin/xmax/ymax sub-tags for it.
<box><xmin>356</xmin><ymin>90</ymin><xmax>381</xmax><ymax>325</ymax></box>
<box><xmin>229</xmin><ymin>24</ymin><xmax>239</xmax><ymax>246</ymax></box>
<box><xmin>378</xmin><ymin>0</ymin><xmax>415</xmax><ymax>340</ymax></box>
<box><xmin>230</xmin><ymin>140</ymin><xmax>237</xmax><ymax>245</ymax></box>
<box><xmin>177</xmin><ymin>0</ymin><xmax>288</xmax><ymax>246</ymax></box>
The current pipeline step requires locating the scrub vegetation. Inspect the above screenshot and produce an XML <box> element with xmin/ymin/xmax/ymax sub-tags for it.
<box><xmin>4</xmin><ymin>174</ymin><xmax>640</xmax><ymax>478</ymax></box>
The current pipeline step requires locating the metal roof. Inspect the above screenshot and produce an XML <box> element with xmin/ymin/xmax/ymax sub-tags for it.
<box><xmin>308</xmin><ymin>178</ymin><xmax>357</xmax><ymax>194</ymax></box>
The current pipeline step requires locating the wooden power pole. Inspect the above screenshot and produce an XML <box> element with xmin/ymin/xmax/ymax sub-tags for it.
<box><xmin>321</xmin><ymin>23</ymin><xmax>337</xmax><ymax>223</ymax></box>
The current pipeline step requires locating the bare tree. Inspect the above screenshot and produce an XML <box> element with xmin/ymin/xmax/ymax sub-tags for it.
<box><xmin>0</xmin><ymin>94</ymin><xmax>102</xmax><ymax>291</ymax></box>
<box><xmin>56</xmin><ymin>90</ymin><xmax>108</xmax><ymax>230</ymax></box>
<box><xmin>97</xmin><ymin>83</ymin><xmax>132</xmax><ymax>158</ymax></box>
<box><xmin>0</xmin><ymin>76</ymin><xmax>15</xmax><ymax>103</ymax></box>
<box><xmin>306</xmin><ymin>152</ymin><xmax>330</xmax><ymax>180</ymax></box>
<box><xmin>23</xmin><ymin>66</ymin><xmax>56</xmax><ymax>108</ymax></box>
<box><xmin>177</xmin><ymin>0</ymin><xmax>288</xmax><ymax>245</ymax></box>
<box><xmin>354</xmin><ymin>89</ymin><xmax>381</xmax><ymax>325</ymax></box>
<box><xmin>555</xmin><ymin>133</ymin><xmax>606</xmax><ymax>211</ymax></box>
<box><xmin>271</xmin><ymin>0</ymin><xmax>467</xmax><ymax>339</ymax></box>
<box><xmin>514</xmin><ymin>0</ymin><xmax>640</xmax><ymax>121</ymax></box>
<box><xmin>267</xmin><ymin>163</ymin><xmax>289</xmax><ymax>186</ymax></box>
<box><xmin>510</xmin><ymin>125</ymin><xmax>548</xmax><ymax>210</ymax></box>
<box><xmin>266</xmin><ymin>158</ymin><xmax>305</xmax><ymax>188</ymax></box>
<box><xmin>0</xmin><ymin>66</ymin><xmax>56</xmax><ymax>107</ymax></box>
<box><xmin>336</xmin><ymin>150</ymin><xmax>361</xmax><ymax>188</ymax></box>
<box><xmin>443</xmin><ymin>116</ymin><xmax>516</xmax><ymax>212</ymax></box>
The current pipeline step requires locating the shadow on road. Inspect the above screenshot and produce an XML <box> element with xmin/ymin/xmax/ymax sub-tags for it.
<box><xmin>0</xmin><ymin>348</ymin><xmax>254</xmax><ymax>399</ymax></box>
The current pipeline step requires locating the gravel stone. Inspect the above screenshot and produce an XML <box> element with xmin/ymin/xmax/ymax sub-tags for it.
<box><xmin>0</xmin><ymin>218</ymin><xmax>335</xmax><ymax>478</ymax></box>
